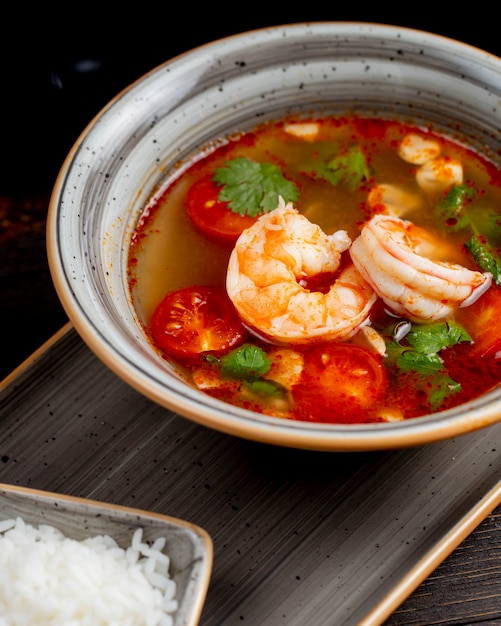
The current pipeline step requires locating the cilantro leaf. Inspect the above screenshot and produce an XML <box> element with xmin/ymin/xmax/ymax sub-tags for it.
<box><xmin>405</xmin><ymin>322</ymin><xmax>471</xmax><ymax>354</ymax></box>
<box><xmin>219</xmin><ymin>343</ymin><xmax>271</xmax><ymax>380</ymax></box>
<box><xmin>465</xmin><ymin>234</ymin><xmax>501</xmax><ymax>286</ymax></box>
<box><xmin>243</xmin><ymin>378</ymin><xmax>286</xmax><ymax>396</ymax></box>
<box><xmin>476</xmin><ymin>213</ymin><xmax>501</xmax><ymax>242</ymax></box>
<box><xmin>437</xmin><ymin>184</ymin><xmax>501</xmax><ymax>282</ymax></box>
<box><xmin>437</xmin><ymin>184</ymin><xmax>475</xmax><ymax>231</ymax></box>
<box><xmin>428</xmin><ymin>376</ymin><xmax>462</xmax><ymax>409</ymax></box>
<box><xmin>212</xmin><ymin>157</ymin><xmax>299</xmax><ymax>217</ymax></box>
<box><xmin>384</xmin><ymin>321</ymin><xmax>470</xmax><ymax>410</ymax></box>
<box><xmin>392</xmin><ymin>348</ymin><xmax>444</xmax><ymax>372</ymax></box>
<box><xmin>206</xmin><ymin>344</ymin><xmax>289</xmax><ymax>398</ymax></box>
<box><xmin>318</xmin><ymin>145</ymin><xmax>371</xmax><ymax>191</ymax></box>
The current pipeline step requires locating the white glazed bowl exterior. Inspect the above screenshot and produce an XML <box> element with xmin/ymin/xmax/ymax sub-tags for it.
<box><xmin>47</xmin><ymin>22</ymin><xmax>501</xmax><ymax>451</ymax></box>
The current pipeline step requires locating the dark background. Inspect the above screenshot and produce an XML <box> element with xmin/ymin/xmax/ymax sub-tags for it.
<box><xmin>2</xmin><ymin>12</ymin><xmax>500</xmax><ymax>378</ymax></box>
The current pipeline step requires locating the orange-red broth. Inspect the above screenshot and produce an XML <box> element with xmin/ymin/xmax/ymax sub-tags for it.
<box><xmin>128</xmin><ymin>116</ymin><xmax>501</xmax><ymax>424</ymax></box>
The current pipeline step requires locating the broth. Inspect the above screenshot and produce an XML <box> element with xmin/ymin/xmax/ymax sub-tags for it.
<box><xmin>128</xmin><ymin>116</ymin><xmax>501</xmax><ymax>423</ymax></box>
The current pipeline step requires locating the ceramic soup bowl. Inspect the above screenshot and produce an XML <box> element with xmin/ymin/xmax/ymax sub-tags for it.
<box><xmin>47</xmin><ymin>22</ymin><xmax>501</xmax><ymax>451</ymax></box>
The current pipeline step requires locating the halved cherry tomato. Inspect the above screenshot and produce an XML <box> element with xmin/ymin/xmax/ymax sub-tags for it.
<box><xmin>185</xmin><ymin>175</ymin><xmax>257</xmax><ymax>243</ymax></box>
<box><xmin>462</xmin><ymin>285</ymin><xmax>501</xmax><ymax>359</ymax></box>
<box><xmin>150</xmin><ymin>286</ymin><xmax>247</xmax><ymax>359</ymax></box>
<box><xmin>292</xmin><ymin>344</ymin><xmax>388</xmax><ymax>423</ymax></box>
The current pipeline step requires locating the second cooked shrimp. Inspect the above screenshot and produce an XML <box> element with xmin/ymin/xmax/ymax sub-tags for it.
<box><xmin>350</xmin><ymin>214</ymin><xmax>492</xmax><ymax>321</ymax></box>
<box><xmin>226</xmin><ymin>199</ymin><xmax>377</xmax><ymax>343</ymax></box>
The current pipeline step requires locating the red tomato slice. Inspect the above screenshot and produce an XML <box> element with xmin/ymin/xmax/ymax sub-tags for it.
<box><xmin>150</xmin><ymin>286</ymin><xmax>247</xmax><ymax>359</ymax></box>
<box><xmin>463</xmin><ymin>285</ymin><xmax>501</xmax><ymax>359</ymax></box>
<box><xmin>186</xmin><ymin>175</ymin><xmax>257</xmax><ymax>243</ymax></box>
<box><xmin>293</xmin><ymin>344</ymin><xmax>387</xmax><ymax>423</ymax></box>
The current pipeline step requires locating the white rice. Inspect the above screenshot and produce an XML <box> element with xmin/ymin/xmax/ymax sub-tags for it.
<box><xmin>0</xmin><ymin>516</ymin><xmax>178</xmax><ymax>625</ymax></box>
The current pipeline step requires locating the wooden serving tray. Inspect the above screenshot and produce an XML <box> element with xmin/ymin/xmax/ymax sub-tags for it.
<box><xmin>1</xmin><ymin>323</ymin><xmax>500</xmax><ymax>625</ymax></box>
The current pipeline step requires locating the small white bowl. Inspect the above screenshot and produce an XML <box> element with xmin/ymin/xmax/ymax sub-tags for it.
<box><xmin>0</xmin><ymin>483</ymin><xmax>212</xmax><ymax>625</ymax></box>
<box><xmin>47</xmin><ymin>22</ymin><xmax>501</xmax><ymax>451</ymax></box>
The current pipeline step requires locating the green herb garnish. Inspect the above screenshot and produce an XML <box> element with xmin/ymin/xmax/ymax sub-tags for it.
<box><xmin>385</xmin><ymin>321</ymin><xmax>471</xmax><ymax>409</ymax></box>
<box><xmin>465</xmin><ymin>234</ymin><xmax>501</xmax><ymax>286</ymax></box>
<box><xmin>318</xmin><ymin>145</ymin><xmax>371</xmax><ymax>190</ymax></box>
<box><xmin>405</xmin><ymin>321</ymin><xmax>471</xmax><ymax>354</ymax></box>
<box><xmin>205</xmin><ymin>344</ymin><xmax>288</xmax><ymax>398</ymax></box>
<box><xmin>212</xmin><ymin>157</ymin><xmax>299</xmax><ymax>217</ymax></box>
<box><xmin>218</xmin><ymin>343</ymin><xmax>271</xmax><ymax>379</ymax></box>
<box><xmin>437</xmin><ymin>184</ymin><xmax>475</xmax><ymax>231</ymax></box>
<box><xmin>438</xmin><ymin>184</ymin><xmax>501</xmax><ymax>284</ymax></box>
<box><xmin>243</xmin><ymin>378</ymin><xmax>286</xmax><ymax>397</ymax></box>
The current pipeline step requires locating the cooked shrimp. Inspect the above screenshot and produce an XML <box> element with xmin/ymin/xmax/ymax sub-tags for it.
<box><xmin>366</xmin><ymin>183</ymin><xmax>422</xmax><ymax>217</ymax></box>
<box><xmin>416</xmin><ymin>157</ymin><xmax>463</xmax><ymax>193</ymax></box>
<box><xmin>350</xmin><ymin>214</ymin><xmax>492</xmax><ymax>321</ymax></box>
<box><xmin>226</xmin><ymin>199</ymin><xmax>377</xmax><ymax>343</ymax></box>
<box><xmin>398</xmin><ymin>133</ymin><xmax>441</xmax><ymax>165</ymax></box>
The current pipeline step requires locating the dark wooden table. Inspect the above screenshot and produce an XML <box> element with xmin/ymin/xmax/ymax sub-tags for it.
<box><xmin>2</xmin><ymin>15</ymin><xmax>501</xmax><ymax>625</ymax></box>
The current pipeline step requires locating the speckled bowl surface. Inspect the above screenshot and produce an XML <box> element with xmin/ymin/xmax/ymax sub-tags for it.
<box><xmin>47</xmin><ymin>22</ymin><xmax>501</xmax><ymax>451</ymax></box>
<box><xmin>0</xmin><ymin>483</ymin><xmax>212</xmax><ymax>625</ymax></box>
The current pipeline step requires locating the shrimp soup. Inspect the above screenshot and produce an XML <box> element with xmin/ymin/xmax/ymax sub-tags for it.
<box><xmin>127</xmin><ymin>116</ymin><xmax>501</xmax><ymax>424</ymax></box>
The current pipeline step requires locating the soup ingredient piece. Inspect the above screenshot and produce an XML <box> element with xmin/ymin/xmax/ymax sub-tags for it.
<box><xmin>377</xmin><ymin>407</ymin><xmax>405</xmax><ymax>422</ymax></box>
<box><xmin>186</xmin><ymin>174</ymin><xmax>258</xmax><ymax>242</ymax></box>
<box><xmin>212</xmin><ymin>156</ymin><xmax>299</xmax><ymax>217</ymax></box>
<box><xmin>196</xmin><ymin>348</ymin><xmax>304</xmax><ymax>415</ymax></box>
<box><xmin>208</xmin><ymin>343</ymin><xmax>287</xmax><ymax>397</ymax></box>
<box><xmin>416</xmin><ymin>157</ymin><xmax>463</xmax><ymax>193</ymax></box>
<box><xmin>398</xmin><ymin>133</ymin><xmax>441</xmax><ymax>164</ymax></box>
<box><xmin>465</xmin><ymin>234</ymin><xmax>501</xmax><ymax>286</ymax></box>
<box><xmin>226</xmin><ymin>199</ymin><xmax>377</xmax><ymax>343</ymax></box>
<box><xmin>350</xmin><ymin>325</ymin><xmax>387</xmax><ymax>356</ymax></box>
<box><xmin>350</xmin><ymin>213</ymin><xmax>492</xmax><ymax>321</ymax></box>
<box><xmin>193</xmin><ymin>346</ymin><xmax>300</xmax><ymax>408</ymax></box>
<box><xmin>463</xmin><ymin>286</ymin><xmax>501</xmax><ymax>358</ymax></box>
<box><xmin>437</xmin><ymin>184</ymin><xmax>501</xmax><ymax>285</ymax></box>
<box><xmin>367</xmin><ymin>183</ymin><xmax>422</xmax><ymax>217</ymax></box>
<box><xmin>396</xmin><ymin>319</ymin><xmax>470</xmax><ymax>354</ymax></box>
<box><xmin>437</xmin><ymin>183</ymin><xmax>476</xmax><ymax>231</ymax></box>
<box><xmin>283</xmin><ymin>122</ymin><xmax>320</xmax><ymax>141</ymax></box>
<box><xmin>263</xmin><ymin>347</ymin><xmax>304</xmax><ymax>388</ymax></box>
<box><xmin>292</xmin><ymin>344</ymin><xmax>387</xmax><ymax>423</ymax></box>
<box><xmin>151</xmin><ymin>286</ymin><xmax>247</xmax><ymax>358</ymax></box>
<box><xmin>317</xmin><ymin>145</ymin><xmax>371</xmax><ymax>191</ymax></box>
<box><xmin>207</xmin><ymin>344</ymin><xmax>304</xmax><ymax>400</ymax></box>
<box><xmin>0</xmin><ymin>517</ymin><xmax>177</xmax><ymax>626</ymax></box>
<box><xmin>384</xmin><ymin>320</ymin><xmax>471</xmax><ymax>409</ymax></box>
<box><xmin>213</xmin><ymin>343</ymin><xmax>271</xmax><ymax>379</ymax></box>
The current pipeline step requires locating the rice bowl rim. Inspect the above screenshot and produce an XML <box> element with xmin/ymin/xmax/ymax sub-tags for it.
<box><xmin>0</xmin><ymin>483</ymin><xmax>213</xmax><ymax>626</ymax></box>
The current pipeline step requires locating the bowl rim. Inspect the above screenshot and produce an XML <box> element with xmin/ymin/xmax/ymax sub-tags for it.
<box><xmin>47</xmin><ymin>21</ymin><xmax>501</xmax><ymax>452</ymax></box>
